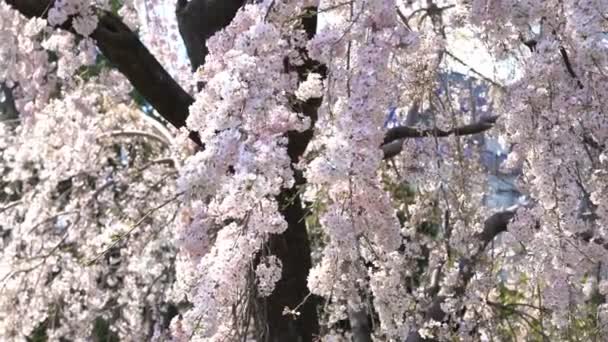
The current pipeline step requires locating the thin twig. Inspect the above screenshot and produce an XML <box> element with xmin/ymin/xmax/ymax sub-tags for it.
<box><xmin>444</xmin><ymin>50</ymin><xmax>504</xmax><ymax>89</ymax></box>
<box><xmin>86</xmin><ymin>193</ymin><xmax>181</xmax><ymax>265</ymax></box>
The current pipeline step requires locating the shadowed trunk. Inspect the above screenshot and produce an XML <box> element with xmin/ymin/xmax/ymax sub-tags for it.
<box><xmin>264</xmin><ymin>9</ymin><xmax>325</xmax><ymax>342</ymax></box>
<box><xmin>176</xmin><ymin>0</ymin><xmax>245</xmax><ymax>72</ymax></box>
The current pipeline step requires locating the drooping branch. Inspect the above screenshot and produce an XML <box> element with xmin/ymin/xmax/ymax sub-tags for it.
<box><xmin>522</xmin><ymin>37</ymin><xmax>583</xmax><ymax>89</ymax></box>
<box><xmin>381</xmin><ymin>115</ymin><xmax>499</xmax><ymax>159</ymax></box>
<box><xmin>5</xmin><ymin>0</ymin><xmax>203</xmax><ymax>146</ymax></box>
<box><xmin>406</xmin><ymin>210</ymin><xmax>516</xmax><ymax>342</ymax></box>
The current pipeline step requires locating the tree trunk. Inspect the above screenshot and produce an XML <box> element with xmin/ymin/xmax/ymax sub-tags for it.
<box><xmin>263</xmin><ymin>9</ymin><xmax>326</xmax><ymax>342</ymax></box>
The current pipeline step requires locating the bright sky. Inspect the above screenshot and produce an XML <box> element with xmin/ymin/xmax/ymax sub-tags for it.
<box><xmin>446</xmin><ymin>27</ymin><xmax>521</xmax><ymax>85</ymax></box>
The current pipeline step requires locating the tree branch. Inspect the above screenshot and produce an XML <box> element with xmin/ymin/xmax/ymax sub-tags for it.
<box><xmin>381</xmin><ymin>115</ymin><xmax>499</xmax><ymax>159</ymax></box>
<box><xmin>5</xmin><ymin>0</ymin><xmax>203</xmax><ymax>146</ymax></box>
<box><xmin>408</xmin><ymin>208</ymin><xmax>608</xmax><ymax>342</ymax></box>
<box><xmin>349</xmin><ymin>307</ymin><xmax>373</xmax><ymax>342</ymax></box>
<box><xmin>559</xmin><ymin>46</ymin><xmax>584</xmax><ymax>89</ymax></box>
<box><xmin>176</xmin><ymin>0</ymin><xmax>245</xmax><ymax>72</ymax></box>
<box><xmin>575</xmin><ymin>230</ymin><xmax>608</xmax><ymax>252</ymax></box>
<box><xmin>173</xmin><ymin>3</ymin><xmax>323</xmax><ymax>340</ymax></box>
<box><xmin>406</xmin><ymin>210</ymin><xmax>515</xmax><ymax>341</ymax></box>
<box><xmin>0</xmin><ymin>82</ymin><xmax>18</xmax><ymax>121</ymax></box>
<box><xmin>383</xmin><ymin>115</ymin><xmax>499</xmax><ymax>145</ymax></box>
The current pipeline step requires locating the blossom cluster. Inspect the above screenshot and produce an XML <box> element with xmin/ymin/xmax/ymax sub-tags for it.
<box><xmin>171</xmin><ymin>2</ymin><xmax>317</xmax><ymax>340</ymax></box>
<box><xmin>47</xmin><ymin>0</ymin><xmax>98</xmax><ymax>36</ymax></box>
<box><xmin>1</xmin><ymin>82</ymin><xmax>179</xmax><ymax>340</ymax></box>
<box><xmin>469</xmin><ymin>0</ymin><xmax>608</xmax><ymax>335</ymax></box>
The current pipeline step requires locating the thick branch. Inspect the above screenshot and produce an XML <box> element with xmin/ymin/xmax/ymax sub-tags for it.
<box><xmin>383</xmin><ymin>115</ymin><xmax>499</xmax><ymax>145</ymax></box>
<box><xmin>475</xmin><ymin>210</ymin><xmax>516</xmax><ymax>250</ymax></box>
<box><xmin>408</xmin><ymin>208</ymin><xmax>606</xmax><ymax>342</ymax></box>
<box><xmin>3</xmin><ymin>0</ymin><xmax>48</xmax><ymax>19</ymax></box>
<box><xmin>176</xmin><ymin>0</ymin><xmax>245</xmax><ymax>72</ymax></box>
<box><xmin>381</xmin><ymin>115</ymin><xmax>499</xmax><ymax>159</ymax></box>
<box><xmin>575</xmin><ymin>230</ymin><xmax>608</xmax><ymax>252</ymax></box>
<box><xmin>410</xmin><ymin>209</ymin><xmax>608</xmax><ymax>342</ymax></box>
<box><xmin>5</xmin><ymin>0</ymin><xmax>202</xmax><ymax>146</ymax></box>
<box><xmin>582</xmin><ymin>134</ymin><xmax>605</xmax><ymax>151</ymax></box>
<box><xmin>174</xmin><ymin>2</ymin><xmax>323</xmax><ymax>341</ymax></box>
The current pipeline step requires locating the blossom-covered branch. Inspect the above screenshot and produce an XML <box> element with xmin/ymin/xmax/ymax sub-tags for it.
<box><xmin>5</xmin><ymin>0</ymin><xmax>202</xmax><ymax>145</ymax></box>
<box><xmin>406</xmin><ymin>210</ymin><xmax>516</xmax><ymax>342</ymax></box>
